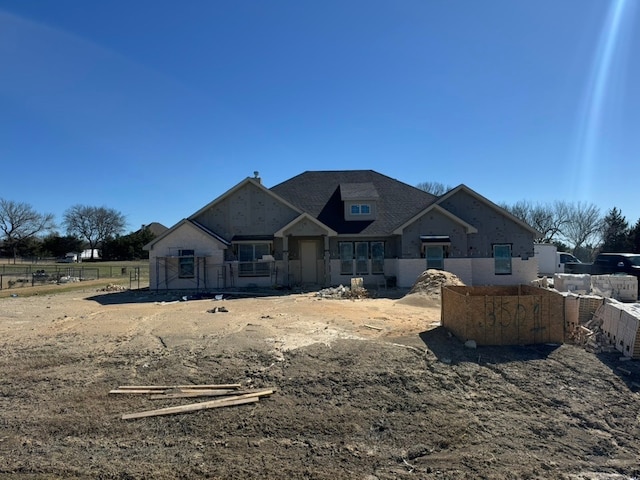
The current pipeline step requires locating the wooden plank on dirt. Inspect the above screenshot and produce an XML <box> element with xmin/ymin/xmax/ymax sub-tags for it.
<box><xmin>116</xmin><ymin>384</ymin><xmax>241</xmax><ymax>390</ymax></box>
<box><xmin>121</xmin><ymin>389</ymin><xmax>274</xmax><ymax>420</ymax></box>
<box><xmin>149</xmin><ymin>389</ymin><xmax>258</xmax><ymax>400</ymax></box>
<box><xmin>110</xmin><ymin>389</ymin><xmax>169</xmax><ymax>395</ymax></box>
<box><xmin>122</xmin><ymin>396</ymin><xmax>259</xmax><ymax>420</ymax></box>
<box><xmin>363</xmin><ymin>324</ymin><xmax>383</xmax><ymax>331</ymax></box>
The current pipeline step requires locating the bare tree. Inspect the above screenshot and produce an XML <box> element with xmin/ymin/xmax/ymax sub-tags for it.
<box><xmin>63</xmin><ymin>205</ymin><xmax>127</xmax><ymax>259</ymax></box>
<box><xmin>501</xmin><ymin>200</ymin><xmax>570</xmax><ymax>243</ymax></box>
<box><xmin>415</xmin><ymin>181</ymin><xmax>452</xmax><ymax>196</ymax></box>
<box><xmin>0</xmin><ymin>199</ymin><xmax>55</xmax><ymax>262</ymax></box>
<box><xmin>562</xmin><ymin>202</ymin><xmax>602</xmax><ymax>256</ymax></box>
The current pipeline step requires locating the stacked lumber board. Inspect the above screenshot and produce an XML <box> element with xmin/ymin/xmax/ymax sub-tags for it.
<box><xmin>110</xmin><ymin>383</ymin><xmax>275</xmax><ymax>420</ymax></box>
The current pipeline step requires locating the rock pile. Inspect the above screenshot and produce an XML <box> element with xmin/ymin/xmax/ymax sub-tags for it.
<box><xmin>97</xmin><ymin>284</ymin><xmax>128</xmax><ymax>292</ymax></box>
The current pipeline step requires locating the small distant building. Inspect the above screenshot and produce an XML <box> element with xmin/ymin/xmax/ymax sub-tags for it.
<box><xmin>80</xmin><ymin>249</ymin><xmax>101</xmax><ymax>261</ymax></box>
<box><xmin>141</xmin><ymin>222</ymin><xmax>169</xmax><ymax>237</ymax></box>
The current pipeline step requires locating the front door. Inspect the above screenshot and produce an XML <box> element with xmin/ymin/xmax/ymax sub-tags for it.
<box><xmin>300</xmin><ymin>240</ymin><xmax>318</xmax><ymax>284</ymax></box>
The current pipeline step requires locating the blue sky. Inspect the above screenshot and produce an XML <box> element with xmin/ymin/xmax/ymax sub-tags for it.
<box><xmin>1</xmin><ymin>0</ymin><xmax>638</xmax><ymax>234</ymax></box>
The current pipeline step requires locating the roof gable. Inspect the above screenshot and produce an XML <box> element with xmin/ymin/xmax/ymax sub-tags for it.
<box><xmin>143</xmin><ymin>218</ymin><xmax>229</xmax><ymax>251</ymax></box>
<box><xmin>271</xmin><ymin>170</ymin><xmax>436</xmax><ymax>235</ymax></box>
<box><xmin>437</xmin><ymin>184</ymin><xmax>541</xmax><ymax>236</ymax></box>
<box><xmin>393</xmin><ymin>204</ymin><xmax>478</xmax><ymax>235</ymax></box>
<box><xmin>274</xmin><ymin>213</ymin><xmax>337</xmax><ymax>237</ymax></box>
<box><xmin>188</xmin><ymin>177</ymin><xmax>302</xmax><ymax>221</ymax></box>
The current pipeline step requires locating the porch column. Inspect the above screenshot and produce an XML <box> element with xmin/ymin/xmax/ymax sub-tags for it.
<box><xmin>323</xmin><ymin>235</ymin><xmax>330</xmax><ymax>286</ymax></box>
<box><xmin>282</xmin><ymin>235</ymin><xmax>290</xmax><ymax>287</ymax></box>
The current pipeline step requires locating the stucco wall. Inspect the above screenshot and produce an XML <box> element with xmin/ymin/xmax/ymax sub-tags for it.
<box><xmin>443</xmin><ymin>258</ymin><xmax>473</xmax><ymax>285</ymax></box>
<box><xmin>396</xmin><ymin>257</ymin><xmax>537</xmax><ymax>288</ymax></box>
<box><xmin>468</xmin><ymin>257</ymin><xmax>538</xmax><ymax>286</ymax></box>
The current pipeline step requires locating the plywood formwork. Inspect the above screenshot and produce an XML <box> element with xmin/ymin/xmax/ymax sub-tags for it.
<box><xmin>441</xmin><ymin>285</ymin><xmax>565</xmax><ymax>346</ymax></box>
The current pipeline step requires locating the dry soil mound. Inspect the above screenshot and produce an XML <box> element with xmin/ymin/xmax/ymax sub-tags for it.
<box><xmin>396</xmin><ymin>269</ymin><xmax>465</xmax><ymax>308</ymax></box>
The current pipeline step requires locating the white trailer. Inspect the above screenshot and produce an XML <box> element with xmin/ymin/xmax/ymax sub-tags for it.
<box><xmin>534</xmin><ymin>243</ymin><xmax>581</xmax><ymax>277</ymax></box>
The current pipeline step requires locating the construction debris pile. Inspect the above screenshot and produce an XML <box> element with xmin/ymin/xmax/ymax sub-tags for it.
<box><xmin>110</xmin><ymin>383</ymin><xmax>275</xmax><ymax>420</ymax></box>
<box><xmin>58</xmin><ymin>276</ymin><xmax>81</xmax><ymax>284</ymax></box>
<box><xmin>566</xmin><ymin>294</ymin><xmax>640</xmax><ymax>359</ymax></box>
<box><xmin>408</xmin><ymin>269</ymin><xmax>465</xmax><ymax>298</ymax></box>
<box><xmin>315</xmin><ymin>284</ymin><xmax>370</xmax><ymax>299</ymax></box>
<box><xmin>573</xmin><ymin>313</ymin><xmax>616</xmax><ymax>355</ymax></box>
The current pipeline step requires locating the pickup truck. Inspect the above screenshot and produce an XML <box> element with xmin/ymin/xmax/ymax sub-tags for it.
<box><xmin>565</xmin><ymin>253</ymin><xmax>640</xmax><ymax>277</ymax></box>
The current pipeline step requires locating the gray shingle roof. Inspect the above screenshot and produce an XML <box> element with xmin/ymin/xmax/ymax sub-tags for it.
<box><xmin>270</xmin><ymin>170</ymin><xmax>437</xmax><ymax>235</ymax></box>
<box><xmin>340</xmin><ymin>182</ymin><xmax>380</xmax><ymax>200</ymax></box>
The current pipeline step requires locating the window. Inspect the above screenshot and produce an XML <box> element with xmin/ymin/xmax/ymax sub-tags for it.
<box><xmin>340</xmin><ymin>242</ymin><xmax>354</xmax><ymax>275</ymax></box>
<box><xmin>339</xmin><ymin>241</ymin><xmax>385</xmax><ymax>275</ymax></box>
<box><xmin>355</xmin><ymin>242</ymin><xmax>369</xmax><ymax>274</ymax></box>
<box><xmin>420</xmin><ymin>236</ymin><xmax>449</xmax><ymax>269</ymax></box>
<box><xmin>426</xmin><ymin>246</ymin><xmax>444</xmax><ymax>270</ymax></box>
<box><xmin>350</xmin><ymin>204</ymin><xmax>371</xmax><ymax>215</ymax></box>
<box><xmin>493</xmin><ymin>244</ymin><xmax>512</xmax><ymax>275</ymax></box>
<box><xmin>237</xmin><ymin>243</ymin><xmax>271</xmax><ymax>277</ymax></box>
<box><xmin>371</xmin><ymin>241</ymin><xmax>384</xmax><ymax>274</ymax></box>
<box><xmin>178</xmin><ymin>249</ymin><xmax>195</xmax><ymax>278</ymax></box>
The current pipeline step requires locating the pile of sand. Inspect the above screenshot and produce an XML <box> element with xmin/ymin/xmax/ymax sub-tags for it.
<box><xmin>396</xmin><ymin>269</ymin><xmax>465</xmax><ymax>308</ymax></box>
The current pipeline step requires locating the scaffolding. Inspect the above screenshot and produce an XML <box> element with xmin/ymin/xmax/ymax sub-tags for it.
<box><xmin>154</xmin><ymin>256</ymin><xmax>227</xmax><ymax>291</ymax></box>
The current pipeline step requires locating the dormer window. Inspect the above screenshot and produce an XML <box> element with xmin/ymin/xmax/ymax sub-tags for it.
<box><xmin>341</xmin><ymin>183</ymin><xmax>378</xmax><ymax>221</ymax></box>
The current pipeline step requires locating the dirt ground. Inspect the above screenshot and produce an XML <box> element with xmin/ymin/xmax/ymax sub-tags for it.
<box><xmin>1</xmin><ymin>278</ymin><xmax>640</xmax><ymax>479</ymax></box>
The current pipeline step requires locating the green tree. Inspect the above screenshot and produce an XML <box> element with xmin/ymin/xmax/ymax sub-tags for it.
<box><xmin>552</xmin><ymin>239</ymin><xmax>573</xmax><ymax>253</ymax></box>
<box><xmin>41</xmin><ymin>234</ymin><xmax>85</xmax><ymax>259</ymax></box>
<box><xmin>63</xmin><ymin>205</ymin><xmax>126</xmax><ymax>260</ymax></box>
<box><xmin>0</xmin><ymin>199</ymin><xmax>55</xmax><ymax>263</ymax></box>
<box><xmin>600</xmin><ymin>207</ymin><xmax>629</xmax><ymax>252</ymax></box>
<box><xmin>628</xmin><ymin>218</ymin><xmax>640</xmax><ymax>253</ymax></box>
<box><xmin>102</xmin><ymin>226</ymin><xmax>156</xmax><ymax>261</ymax></box>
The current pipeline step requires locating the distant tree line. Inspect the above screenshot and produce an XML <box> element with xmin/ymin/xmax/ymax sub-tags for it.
<box><xmin>500</xmin><ymin>201</ymin><xmax>640</xmax><ymax>261</ymax></box>
<box><xmin>416</xmin><ymin>182</ymin><xmax>639</xmax><ymax>262</ymax></box>
<box><xmin>0</xmin><ymin>199</ymin><xmax>156</xmax><ymax>262</ymax></box>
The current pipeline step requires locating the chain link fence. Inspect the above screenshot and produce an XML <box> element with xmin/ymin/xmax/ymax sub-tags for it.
<box><xmin>0</xmin><ymin>263</ymin><xmax>149</xmax><ymax>290</ymax></box>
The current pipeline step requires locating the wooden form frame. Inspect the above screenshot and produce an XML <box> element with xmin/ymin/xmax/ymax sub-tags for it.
<box><xmin>441</xmin><ymin>285</ymin><xmax>565</xmax><ymax>346</ymax></box>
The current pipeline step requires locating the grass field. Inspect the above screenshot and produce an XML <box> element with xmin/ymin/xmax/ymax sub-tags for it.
<box><xmin>0</xmin><ymin>259</ymin><xmax>150</xmax><ymax>294</ymax></box>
